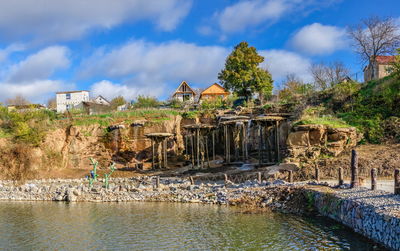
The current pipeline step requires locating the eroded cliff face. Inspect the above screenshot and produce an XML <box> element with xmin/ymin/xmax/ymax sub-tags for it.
<box><xmin>0</xmin><ymin>115</ymin><xmax>185</xmax><ymax>178</ymax></box>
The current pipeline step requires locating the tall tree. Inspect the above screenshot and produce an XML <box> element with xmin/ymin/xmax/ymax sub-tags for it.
<box><xmin>348</xmin><ymin>16</ymin><xmax>400</xmax><ymax>79</ymax></box>
<box><xmin>218</xmin><ymin>42</ymin><xmax>273</xmax><ymax>102</ymax></box>
<box><xmin>311</xmin><ymin>61</ymin><xmax>350</xmax><ymax>90</ymax></box>
<box><xmin>6</xmin><ymin>95</ymin><xmax>30</xmax><ymax>106</ymax></box>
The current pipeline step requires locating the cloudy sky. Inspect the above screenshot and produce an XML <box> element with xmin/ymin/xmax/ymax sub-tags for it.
<box><xmin>0</xmin><ymin>0</ymin><xmax>399</xmax><ymax>103</ymax></box>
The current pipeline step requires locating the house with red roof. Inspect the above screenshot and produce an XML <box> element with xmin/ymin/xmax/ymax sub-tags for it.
<box><xmin>363</xmin><ymin>56</ymin><xmax>396</xmax><ymax>82</ymax></box>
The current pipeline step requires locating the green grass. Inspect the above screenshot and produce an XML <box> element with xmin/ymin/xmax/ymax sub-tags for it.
<box><xmin>296</xmin><ymin>115</ymin><xmax>351</xmax><ymax>128</ymax></box>
<box><xmin>0</xmin><ymin>129</ymin><xmax>12</xmax><ymax>138</ymax></box>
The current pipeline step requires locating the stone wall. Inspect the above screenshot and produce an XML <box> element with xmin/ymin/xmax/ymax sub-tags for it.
<box><xmin>308</xmin><ymin>188</ymin><xmax>400</xmax><ymax>250</ymax></box>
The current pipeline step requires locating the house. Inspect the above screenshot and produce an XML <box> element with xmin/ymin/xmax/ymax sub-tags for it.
<box><xmin>92</xmin><ymin>95</ymin><xmax>111</xmax><ymax>106</ymax></box>
<box><xmin>56</xmin><ymin>90</ymin><xmax>90</xmax><ymax>113</ymax></box>
<box><xmin>199</xmin><ymin>83</ymin><xmax>229</xmax><ymax>101</ymax></box>
<box><xmin>172</xmin><ymin>81</ymin><xmax>195</xmax><ymax>102</ymax></box>
<box><xmin>363</xmin><ymin>56</ymin><xmax>396</xmax><ymax>82</ymax></box>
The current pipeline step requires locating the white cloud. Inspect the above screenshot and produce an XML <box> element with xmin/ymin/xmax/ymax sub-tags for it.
<box><xmin>0</xmin><ymin>46</ymin><xmax>72</xmax><ymax>103</ymax></box>
<box><xmin>211</xmin><ymin>0</ymin><xmax>340</xmax><ymax>36</ymax></box>
<box><xmin>81</xmin><ymin>40</ymin><xmax>229</xmax><ymax>99</ymax></box>
<box><xmin>0</xmin><ymin>43</ymin><xmax>25</xmax><ymax>63</ymax></box>
<box><xmin>0</xmin><ymin>80</ymin><xmax>70</xmax><ymax>104</ymax></box>
<box><xmin>289</xmin><ymin>23</ymin><xmax>348</xmax><ymax>55</ymax></box>
<box><xmin>218</xmin><ymin>0</ymin><xmax>287</xmax><ymax>33</ymax></box>
<box><xmin>0</xmin><ymin>0</ymin><xmax>192</xmax><ymax>42</ymax></box>
<box><xmin>5</xmin><ymin>46</ymin><xmax>69</xmax><ymax>83</ymax></box>
<box><xmin>260</xmin><ymin>49</ymin><xmax>312</xmax><ymax>82</ymax></box>
<box><xmin>91</xmin><ymin>80</ymin><xmax>165</xmax><ymax>101</ymax></box>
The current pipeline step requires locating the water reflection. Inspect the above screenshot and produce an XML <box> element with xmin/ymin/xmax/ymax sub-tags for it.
<box><xmin>0</xmin><ymin>202</ymin><xmax>379</xmax><ymax>250</ymax></box>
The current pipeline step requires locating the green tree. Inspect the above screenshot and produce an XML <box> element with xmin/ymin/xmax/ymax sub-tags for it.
<box><xmin>218</xmin><ymin>42</ymin><xmax>273</xmax><ymax>103</ymax></box>
<box><xmin>110</xmin><ymin>96</ymin><xmax>127</xmax><ymax>109</ymax></box>
<box><xmin>393</xmin><ymin>48</ymin><xmax>400</xmax><ymax>78</ymax></box>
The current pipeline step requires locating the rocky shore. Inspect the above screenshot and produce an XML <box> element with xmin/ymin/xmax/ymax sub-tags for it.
<box><xmin>0</xmin><ymin>177</ymin><xmax>399</xmax><ymax>250</ymax></box>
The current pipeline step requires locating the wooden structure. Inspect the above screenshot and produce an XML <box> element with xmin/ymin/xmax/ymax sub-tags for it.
<box><xmin>172</xmin><ymin>81</ymin><xmax>195</xmax><ymax>102</ymax></box>
<box><xmin>145</xmin><ymin>133</ymin><xmax>173</xmax><ymax>169</ymax></box>
<box><xmin>199</xmin><ymin>83</ymin><xmax>229</xmax><ymax>100</ymax></box>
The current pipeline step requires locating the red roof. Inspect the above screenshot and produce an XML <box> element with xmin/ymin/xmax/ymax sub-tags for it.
<box><xmin>375</xmin><ymin>56</ymin><xmax>396</xmax><ymax>64</ymax></box>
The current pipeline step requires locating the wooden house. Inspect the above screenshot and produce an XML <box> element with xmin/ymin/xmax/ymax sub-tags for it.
<box><xmin>199</xmin><ymin>83</ymin><xmax>229</xmax><ymax>100</ymax></box>
<box><xmin>172</xmin><ymin>81</ymin><xmax>195</xmax><ymax>102</ymax></box>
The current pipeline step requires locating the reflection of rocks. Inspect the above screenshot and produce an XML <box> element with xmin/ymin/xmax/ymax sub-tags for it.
<box><xmin>286</xmin><ymin>125</ymin><xmax>359</xmax><ymax>161</ymax></box>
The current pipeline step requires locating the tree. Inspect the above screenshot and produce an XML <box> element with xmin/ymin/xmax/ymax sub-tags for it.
<box><xmin>348</xmin><ymin>16</ymin><xmax>400</xmax><ymax>79</ymax></box>
<box><xmin>218</xmin><ymin>42</ymin><xmax>273</xmax><ymax>102</ymax></box>
<box><xmin>47</xmin><ymin>98</ymin><xmax>56</xmax><ymax>109</ymax></box>
<box><xmin>310</xmin><ymin>62</ymin><xmax>350</xmax><ymax>90</ymax></box>
<box><xmin>110</xmin><ymin>96</ymin><xmax>127</xmax><ymax>109</ymax></box>
<box><xmin>278</xmin><ymin>74</ymin><xmax>313</xmax><ymax>102</ymax></box>
<box><xmin>6</xmin><ymin>95</ymin><xmax>30</xmax><ymax>106</ymax></box>
<box><xmin>393</xmin><ymin>48</ymin><xmax>400</xmax><ymax>78</ymax></box>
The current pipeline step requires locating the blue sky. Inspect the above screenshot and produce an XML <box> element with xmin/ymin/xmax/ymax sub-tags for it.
<box><xmin>0</xmin><ymin>0</ymin><xmax>399</xmax><ymax>104</ymax></box>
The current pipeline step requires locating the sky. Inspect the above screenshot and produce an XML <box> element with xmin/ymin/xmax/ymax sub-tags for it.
<box><xmin>0</xmin><ymin>0</ymin><xmax>399</xmax><ymax>104</ymax></box>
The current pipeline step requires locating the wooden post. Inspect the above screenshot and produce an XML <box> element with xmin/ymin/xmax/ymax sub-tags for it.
<box><xmin>205</xmin><ymin>136</ymin><xmax>210</xmax><ymax>169</ymax></box>
<box><xmin>151</xmin><ymin>140</ymin><xmax>155</xmax><ymax>169</ymax></box>
<box><xmin>189</xmin><ymin>176</ymin><xmax>194</xmax><ymax>185</ymax></box>
<box><xmin>163</xmin><ymin>139</ymin><xmax>167</xmax><ymax>169</ymax></box>
<box><xmin>212</xmin><ymin>130</ymin><xmax>215</xmax><ymax>161</ymax></box>
<box><xmin>156</xmin><ymin>176</ymin><xmax>160</xmax><ymax>188</ymax></box>
<box><xmin>350</xmin><ymin>150</ymin><xmax>359</xmax><ymax>188</ymax></box>
<box><xmin>371</xmin><ymin>168</ymin><xmax>377</xmax><ymax>191</ymax></box>
<box><xmin>288</xmin><ymin>170</ymin><xmax>293</xmax><ymax>183</ymax></box>
<box><xmin>190</xmin><ymin>134</ymin><xmax>195</xmax><ymax>168</ymax></box>
<box><xmin>338</xmin><ymin>167</ymin><xmax>344</xmax><ymax>186</ymax></box>
<box><xmin>196</xmin><ymin>128</ymin><xmax>200</xmax><ymax>168</ymax></box>
<box><xmin>224</xmin><ymin>173</ymin><xmax>229</xmax><ymax>184</ymax></box>
<box><xmin>275</xmin><ymin>120</ymin><xmax>280</xmax><ymax>162</ymax></box>
<box><xmin>315</xmin><ymin>167</ymin><xmax>320</xmax><ymax>182</ymax></box>
<box><xmin>258</xmin><ymin>125</ymin><xmax>262</xmax><ymax>167</ymax></box>
<box><xmin>395</xmin><ymin>169</ymin><xmax>400</xmax><ymax>195</ymax></box>
<box><xmin>257</xmin><ymin>172</ymin><xmax>262</xmax><ymax>184</ymax></box>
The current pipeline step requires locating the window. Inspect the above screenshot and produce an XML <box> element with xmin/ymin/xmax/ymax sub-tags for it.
<box><xmin>66</xmin><ymin>93</ymin><xmax>71</xmax><ymax>100</ymax></box>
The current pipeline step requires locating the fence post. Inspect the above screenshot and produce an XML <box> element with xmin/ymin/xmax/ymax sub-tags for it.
<box><xmin>257</xmin><ymin>172</ymin><xmax>262</xmax><ymax>184</ymax></box>
<box><xmin>350</xmin><ymin>150</ymin><xmax>359</xmax><ymax>188</ymax></box>
<box><xmin>315</xmin><ymin>167</ymin><xmax>320</xmax><ymax>182</ymax></box>
<box><xmin>395</xmin><ymin>169</ymin><xmax>400</xmax><ymax>195</ymax></box>
<box><xmin>371</xmin><ymin>168</ymin><xmax>377</xmax><ymax>191</ymax></box>
<box><xmin>224</xmin><ymin>173</ymin><xmax>229</xmax><ymax>184</ymax></box>
<box><xmin>156</xmin><ymin>176</ymin><xmax>160</xmax><ymax>188</ymax></box>
<box><xmin>338</xmin><ymin>167</ymin><xmax>344</xmax><ymax>186</ymax></box>
<box><xmin>189</xmin><ymin>176</ymin><xmax>194</xmax><ymax>185</ymax></box>
<box><xmin>288</xmin><ymin>170</ymin><xmax>293</xmax><ymax>183</ymax></box>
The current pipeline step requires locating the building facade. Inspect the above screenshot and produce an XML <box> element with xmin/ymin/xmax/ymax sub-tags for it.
<box><xmin>199</xmin><ymin>83</ymin><xmax>229</xmax><ymax>101</ymax></box>
<box><xmin>172</xmin><ymin>81</ymin><xmax>195</xmax><ymax>102</ymax></box>
<box><xmin>364</xmin><ymin>56</ymin><xmax>395</xmax><ymax>82</ymax></box>
<box><xmin>56</xmin><ymin>90</ymin><xmax>90</xmax><ymax>113</ymax></box>
<box><xmin>93</xmin><ymin>95</ymin><xmax>111</xmax><ymax>106</ymax></box>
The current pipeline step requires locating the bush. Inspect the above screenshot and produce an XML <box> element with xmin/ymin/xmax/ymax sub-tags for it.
<box><xmin>131</xmin><ymin>95</ymin><xmax>160</xmax><ymax>108</ymax></box>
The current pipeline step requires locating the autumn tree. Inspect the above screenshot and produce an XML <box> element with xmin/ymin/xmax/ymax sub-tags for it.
<box><xmin>218</xmin><ymin>42</ymin><xmax>273</xmax><ymax>103</ymax></box>
<box><xmin>110</xmin><ymin>96</ymin><xmax>127</xmax><ymax>109</ymax></box>
<box><xmin>6</xmin><ymin>95</ymin><xmax>30</xmax><ymax>106</ymax></box>
<box><xmin>348</xmin><ymin>16</ymin><xmax>400</xmax><ymax>79</ymax></box>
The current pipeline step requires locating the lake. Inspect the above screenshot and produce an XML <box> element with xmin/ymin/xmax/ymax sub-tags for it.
<box><xmin>0</xmin><ymin>201</ymin><xmax>378</xmax><ymax>250</ymax></box>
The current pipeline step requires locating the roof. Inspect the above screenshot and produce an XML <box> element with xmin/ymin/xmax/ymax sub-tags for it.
<box><xmin>56</xmin><ymin>90</ymin><xmax>89</xmax><ymax>94</ymax></box>
<box><xmin>375</xmin><ymin>56</ymin><xmax>396</xmax><ymax>64</ymax></box>
<box><xmin>173</xmin><ymin>81</ymin><xmax>195</xmax><ymax>96</ymax></box>
<box><xmin>95</xmin><ymin>95</ymin><xmax>110</xmax><ymax>103</ymax></box>
<box><xmin>200</xmin><ymin>83</ymin><xmax>229</xmax><ymax>98</ymax></box>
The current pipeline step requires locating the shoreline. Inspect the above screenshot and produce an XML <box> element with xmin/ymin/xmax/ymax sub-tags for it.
<box><xmin>0</xmin><ymin>177</ymin><xmax>399</xmax><ymax>250</ymax></box>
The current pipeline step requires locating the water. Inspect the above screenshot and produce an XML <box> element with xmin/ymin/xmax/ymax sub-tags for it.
<box><xmin>0</xmin><ymin>202</ymin><xmax>378</xmax><ymax>250</ymax></box>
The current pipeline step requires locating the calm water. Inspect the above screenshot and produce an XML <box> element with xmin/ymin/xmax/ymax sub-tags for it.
<box><xmin>0</xmin><ymin>202</ymin><xmax>378</xmax><ymax>250</ymax></box>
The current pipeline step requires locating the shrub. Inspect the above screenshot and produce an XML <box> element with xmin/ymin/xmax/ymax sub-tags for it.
<box><xmin>131</xmin><ymin>95</ymin><xmax>160</xmax><ymax>108</ymax></box>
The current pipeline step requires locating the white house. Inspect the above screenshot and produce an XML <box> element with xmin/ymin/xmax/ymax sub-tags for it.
<box><xmin>92</xmin><ymin>95</ymin><xmax>111</xmax><ymax>106</ymax></box>
<box><xmin>56</xmin><ymin>90</ymin><xmax>90</xmax><ymax>113</ymax></box>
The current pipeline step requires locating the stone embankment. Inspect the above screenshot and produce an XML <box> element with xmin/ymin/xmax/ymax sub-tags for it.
<box><xmin>0</xmin><ymin>177</ymin><xmax>399</xmax><ymax>250</ymax></box>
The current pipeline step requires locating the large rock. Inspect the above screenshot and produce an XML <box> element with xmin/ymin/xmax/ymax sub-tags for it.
<box><xmin>287</xmin><ymin>131</ymin><xmax>310</xmax><ymax>147</ymax></box>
